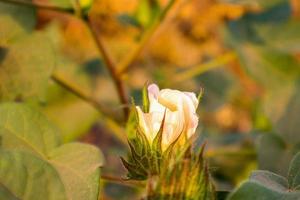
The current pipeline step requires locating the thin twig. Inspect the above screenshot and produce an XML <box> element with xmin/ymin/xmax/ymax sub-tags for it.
<box><xmin>101</xmin><ymin>174</ymin><xmax>145</xmax><ymax>188</ymax></box>
<box><xmin>116</xmin><ymin>0</ymin><xmax>178</xmax><ymax>75</ymax></box>
<box><xmin>0</xmin><ymin>0</ymin><xmax>70</xmax><ymax>12</ymax></box>
<box><xmin>86</xmin><ymin>16</ymin><xmax>129</xmax><ymax>119</ymax></box>
<box><xmin>173</xmin><ymin>52</ymin><xmax>237</xmax><ymax>82</ymax></box>
<box><xmin>51</xmin><ymin>72</ymin><xmax>128</xmax><ymax>144</ymax></box>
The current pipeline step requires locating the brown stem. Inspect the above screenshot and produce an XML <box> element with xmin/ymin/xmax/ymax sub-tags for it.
<box><xmin>86</xmin><ymin>16</ymin><xmax>129</xmax><ymax>119</ymax></box>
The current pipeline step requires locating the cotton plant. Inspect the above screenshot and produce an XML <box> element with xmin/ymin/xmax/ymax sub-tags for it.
<box><xmin>122</xmin><ymin>84</ymin><xmax>206</xmax><ymax>174</ymax></box>
<box><xmin>121</xmin><ymin>84</ymin><xmax>214</xmax><ymax>199</ymax></box>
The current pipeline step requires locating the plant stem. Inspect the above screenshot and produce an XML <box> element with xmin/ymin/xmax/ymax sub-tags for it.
<box><xmin>116</xmin><ymin>0</ymin><xmax>178</xmax><ymax>75</ymax></box>
<box><xmin>86</xmin><ymin>16</ymin><xmax>129</xmax><ymax>119</ymax></box>
<box><xmin>51</xmin><ymin>72</ymin><xmax>128</xmax><ymax>145</ymax></box>
<box><xmin>0</xmin><ymin>0</ymin><xmax>70</xmax><ymax>12</ymax></box>
<box><xmin>173</xmin><ymin>52</ymin><xmax>237</xmax><ymax>82</ymax></box>
<box><xmin>101</xmin><ymin>174</ymin><xmax>145</xmax><ymax>188</ymax></box>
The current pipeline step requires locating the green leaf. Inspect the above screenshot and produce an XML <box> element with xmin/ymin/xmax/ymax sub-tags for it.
<box><xmin>0</xmin><ymin>2</ymin><xmax>36</xmax><ymax>41</ymax></box>
<box><xmin>257</xmin><ymin>134</ymin><xmax>296</xmax><ymax>176</ymax></box>
<box><xmin>0</xmin><ymin>102</ymin><xmax>61</xmax><ymax>157</ymax></box>
<box><xmin>0</xmin><ymin>103</ymin><xmax>104</xmax><ymax>200</ymax></box>
<box><xmin>0</xmin><ymin>32</ymin><xmax>55</xmax><ymax>102</ymax></box>
<box><xmin>288</xmin><ymin>152</ymin><xmax>300</xmax><ymax>188</ymax></box>
<box><xmin>228</xmin><ymin>181</ymin><xmax>300</xmax><ymax>200</ymax></box>
<box><xmin>49</xmin><ymin>143</ymin><xmax>103</xmax><ymax>200</ymax></box>
<box><xmin>0</xmin><ymin>149</ymin><xmax>67</xmax><ymax>200</ymax></box>
<box><xmin>228</xmin><ymin>154</ymin><xmax>300</xmax><ymax>200</ymax></box>
<box><xmin>50</xmin><ymin>0</ymin><xmax>93</xmax><ymax>10</ymax></box>
<box><xmin>221</xmin><ymin>0</ymin><xmax>288</xmax><ymax>9</ymax></box>
<box><xmin>134</xmin><ymin>0</ymin><xmax>160</xmax><ymax>28</ymax></box>
<box><xmin>255</xmin><ymin>20</ymin><xmax>300</xmax><ymax>53</ymax></box>
<box><xmin>250</xmin><ymin>170</ymin><xmax>288</xmax><ymax>191</ymax></box>
<box><xmin>43</xmin><ymin>98</ymin><xmax>99</xmax><ymax>142</ymax></box>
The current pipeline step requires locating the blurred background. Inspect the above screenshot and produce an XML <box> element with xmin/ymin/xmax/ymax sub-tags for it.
<box><xmin>1</xmin><ymin>0</ymin><xmax>300</xmax><ymax>199</ymax></box>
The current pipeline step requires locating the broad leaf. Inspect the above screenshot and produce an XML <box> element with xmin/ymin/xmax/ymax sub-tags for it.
<box><xmin>0</xmin><ymin>2</ymin><xmax>36</xmax><ymax>39</ymax></box>
<box><xmin>0</xmin><ymin>149</ymin><xmax>67</xmax><ymax>200</ymax></box>
<box><xmin>0</xmin><ymin>102</ymin><xmax>61</xmax><ymax>157</ymax></box>
<box><xmin>228</xmin><ymin>154</ymin><xmax>300</xmax><ymax>200</ymax></box>
<box><xmin>49</xmin><ymin>143</ymin><xmax>103</xmax><ymax>200</ymax></box>
<box><xmin>0</xmin><ymin>103</ymin><xmax>104</xmax><ymax>200</ymax></box>
<box><xmin>257</xmin><ymin>134</ymin><xmax>297</xmax><ymax>176</ymax></box>
<box><xmin>288</xmin><ymin>152</ymin><xmax>300</xmax><ymax>189</ymax></box>
<box><xmin>0</xmin><ymin>32</ymin><xmax>55</xmax><ymax>101</ymax></box>
<box><xmin>228</xmin><ymin>181</ymin><xmax>300</xmax><ymax>200</ymax></box>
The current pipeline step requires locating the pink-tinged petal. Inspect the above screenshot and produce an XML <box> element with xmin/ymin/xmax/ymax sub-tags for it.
<box><xmin>148</xmin><ymin>84</ymin><xmax>160</xmax><ymax>100</ymax></box>
<box><xmin>186</xmin><ymin>114</ymin><xmax>199</xmax><ymax>138</ymax></box>
<box><xmin>184</xmin><ymin>92</ymin><xmax>198</xmax><ymax>109</ymax></box>
<box><xmin>162</xmin><ymin>110</ymin><xmax>184</xmax><ymax>151</ymax></box>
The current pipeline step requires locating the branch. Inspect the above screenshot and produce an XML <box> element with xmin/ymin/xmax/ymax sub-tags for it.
<box><xmin>101</xmin><ymin>174</ymin><xmax>145</xmax><ymax>188</ymax></box>
<box><xmin>116</xmin><ymin>0</ymin><xmax>178</xmax><ymax>75</ymax></box>
<box><xmin>51</xmin><ymin>72</ymin><xmax>128</xmax><ymax>145</ymax></box>
<box><xmin>173</xmin><ymin>52</ymin><xmax>237</xmax><ymax>82</ymax></box>
<box><xmin>86</xmin><ymin>16</ymin><xmax>130</xmax><ymax>119</ymax></box>
<box><xmin>0</xmin><ymin>0</ymin><xmax>71</xmax><ymax>12</ymax></box>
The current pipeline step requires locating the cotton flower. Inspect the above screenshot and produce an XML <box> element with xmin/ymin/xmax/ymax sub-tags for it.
<box><xmin>136</xmin><ymin>84</ymin><xmax>199</xmax><ymax>151</ymax></box>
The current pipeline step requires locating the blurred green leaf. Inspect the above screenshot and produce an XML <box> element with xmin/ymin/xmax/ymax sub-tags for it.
<box><xmin>0</xmin><ymin>1</ymin><xmax>36</xmax><ymax>40</ymax></box>
<box><xmin>50</xmin><ymin>0</ymin><xmax>93</xmax><ymax>10</ymax></box>
<box><xmin>0</xmin><ymin>32</ymin><xmax>55</xmax><ymax>101</ymax></box>
<box><xmin>257</xmin><ymin>134</ymin><xmax>300</xmax><ymax>177</ymax></box>
<box><xmin>43</xmin><ymin>94</ymin><xmax>99</xmax><ymax>142</ymax></box>
<box><xmin>255</xmin><ymin>20</ymin><xmax>300</xmax><ymax>53</ymax></box>
<box><xmin>221</xmin><ymin>0</ymin><xmax>288</xmax><ymax>9</ymax></box>
<box><xmin>288</xmin><ymin>152</ymin><xmax>300</xmax><ymax>189</ymax></box>
<box><xmin>134</xmin><ymin>0</ymin><xmax>160</xmax><ymax>29</ymax></box>
<box><xmin>0</xmin><ymin>103</ymin><xmax>104</xmax><ymax>200</ymax></box>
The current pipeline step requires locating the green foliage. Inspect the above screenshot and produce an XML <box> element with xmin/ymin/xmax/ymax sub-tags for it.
<box><xmin>228</xmin><ymin>152</ymin><xmax>300</xmax><ymax>199</ymax></box>
<box><xmin>221</xmin><ymin>0</ymin><xmax>288</xmax><ymax>9</ymax></box>
<box><xmin>257</xmin><ymin>134</ymin><xmax>300</xmax><ymax>177</ymax></box>
<box><xmin>50</xmin><ymin>0</ymin><xmax>93</xmax><ymax>11</ymax></box>
<box><xmin>0</xmin><ymin>3</ymin><xmax>54</xmax><ymax>102</ymax></box>
<box><xmin>0</xmin><ymin>103</ymin><xmax>104</xmax><ymax>200</ymax></box>
<box><xmin>225</xmin><ymin>0</ymin><xmax>300</xmax><ymax>176</ymax></box>
<box><xmin>134</xmin><ymin>0</ymin><xmax>160</xmax><ymax>29</ymax></box>
<box><xmin>0</xmin><ymin>2</ymin><xmax>36</xmax><ymax>36</ymax></box>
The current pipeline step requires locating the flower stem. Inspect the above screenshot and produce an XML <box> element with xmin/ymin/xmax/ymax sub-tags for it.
<box><xmin>101</xmin><ymin>174</ymin><xmax>145</xmax><ymax>188</ymax></box>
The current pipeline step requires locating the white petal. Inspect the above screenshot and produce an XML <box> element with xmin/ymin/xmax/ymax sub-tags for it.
<box><xmin>158</xmin><ymin>89</ymin><xmax>183</xmax><ymax>111</ymax></box>
<box><xmin>184</xmin><ymin>92</ymin><xmax>198</xmax><ymax>109</ymax></box>
<box><xmin>136</xmin><ymin>106</ymin><xmax>152</xmax><ymax>142</ymax></box>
